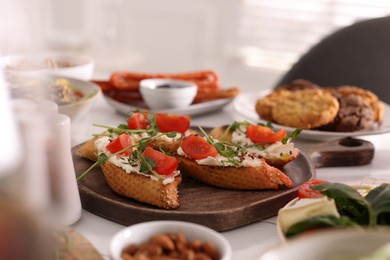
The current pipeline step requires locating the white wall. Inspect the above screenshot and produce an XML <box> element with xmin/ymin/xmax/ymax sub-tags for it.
<box><xmin>43</xmin><ymin>0</ymin><xmax>284</xmax><ymax>91</ymax></box>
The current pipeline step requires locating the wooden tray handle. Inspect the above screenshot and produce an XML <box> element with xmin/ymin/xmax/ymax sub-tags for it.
<box><xmin>298</xmin><ymin>138</ymin><xmax>375</xmax><ymax>168</ymax></box>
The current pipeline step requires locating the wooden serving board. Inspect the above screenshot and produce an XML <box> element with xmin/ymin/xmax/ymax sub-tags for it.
<box><xmin>58</xmin><ymin>227</ymin><xmax>103</xmax><ymax>260</ymax></box>
<box><xmin>72</xmin><ymin>137</ymin><xmax>374</xmax><ymax>232</ymax></box>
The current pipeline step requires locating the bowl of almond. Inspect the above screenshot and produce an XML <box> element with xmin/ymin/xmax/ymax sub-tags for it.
<box><xmin>109</xmin><ymin>220</ymin><xmax>232</xmax><ymax>260</ymax></box>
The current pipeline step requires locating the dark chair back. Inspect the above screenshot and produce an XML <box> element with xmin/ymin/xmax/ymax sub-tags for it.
<box><xmin>275</xmin><ymin>16</ymin><xmax>390</xmax><ymax>103</ymax></box>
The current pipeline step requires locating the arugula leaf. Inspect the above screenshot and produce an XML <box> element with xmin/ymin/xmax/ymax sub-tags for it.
<box><xmin>97</xmin><ymin>153</ymin><xmax>109</xmax><ymax>165</ymax></box>
<box><xmin>281</xmin><ymin>128</ymin><xmax>302</xmax><ymax>144</ymax></box>
<box><xmin>312</xmin><ymin>183</ymin><xmax>371</xmax><ymax>225</ymax></box>
<box><xmin>76</xmin><ymin>153</ymin><xmax>109</xmax><ymax>181</ymax></box>
<box><xmin>256</xmin><ymin>122</ymin><xmax>273</xmax><ymax>128</ymax></box>
<box><xmin>227</xmin><ymin>122</ymin><xmax>241</xmax><ymax>132</ymax></box>
<box><xmin>365</xmin><ymin>183</ymin><xmax>390</xmax><ymax>225</ymax></box>
<box><xmin>286</xmin><ymin>215</ymin><xmax>360</xmax><ymax>238</ymax></box>
<box><xmin>166</xmin><ymin>132</ymin><xmax>178</xmax><ymax>138</ymax></box>
<box><xmin>140</xmin><ymin>157</ymin><xmax>156</xmax><ymax>173</ymax></box>
<box><xmin>117</xmin><ymin>124</ymin><xmax>129</xmax><ymax>130</ymax></box>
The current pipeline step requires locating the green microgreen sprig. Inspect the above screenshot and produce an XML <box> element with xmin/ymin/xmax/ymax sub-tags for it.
<box><xmin>281</xmin><ymin>128</ymin><xmax>303</xmax><ymax>144</ymax></box>
<box><xmin>198</xmin><ymin>126</ymin><xmax>241</xmax><ymax>166</ymax></box>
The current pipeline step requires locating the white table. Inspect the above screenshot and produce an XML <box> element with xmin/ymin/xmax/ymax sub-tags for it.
<box><xmin>71</xmin><ymin>94</ymin><xmax>390</xmax><ymax>260</ymax></box>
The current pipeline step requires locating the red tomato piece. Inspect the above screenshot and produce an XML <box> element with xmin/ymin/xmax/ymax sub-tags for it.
<box><xmin>246</xmin><ymin>125</ymin><xmax>287</xmax><ymax>144</ymax></box>
<box><xmin>128</xmin><ymin>112</ymin><xmax>149</xmax><ymax>129</ymax></box>
<box><xmin>298</xmin><ymin>179</ymin><xmax>329</xmax><ymax>199</ymax></box>
<box><xmin>106</xmin><ymin>133</ymin><xmax>133</xmax><ymax>156</ymax></box>
<box><xmin>155</xmin><ymin>113</ymin><xmax>191</xmax><ymax>133</ymax></box>
<box><xmin>143</xmin><ymin>147</ymin><xmax>178</xmax><ymax>176</ymax></box>
<box><xmin>181</xmin><ymin>134</ymin><xmax>218</xmax><ymax>160</ymax></box>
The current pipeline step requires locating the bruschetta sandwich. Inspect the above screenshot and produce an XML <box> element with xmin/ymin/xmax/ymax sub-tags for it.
<box><xmin>175</xmin><ymin>130</ymin><xmax>294</xmax><ymax>190</ymax></box>
<box><xmin>77</xmin><ymin>111</ymin><xmax>193</xmax><ymax>209</ymax></box>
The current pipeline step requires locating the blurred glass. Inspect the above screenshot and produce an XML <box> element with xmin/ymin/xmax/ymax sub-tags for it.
<box><xmin>0</xmin><ymin>71</ymin><xmax>21</xmax><ymax>179</ymax></box>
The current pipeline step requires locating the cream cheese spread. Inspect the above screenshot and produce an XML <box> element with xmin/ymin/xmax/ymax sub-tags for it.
<box><xmin>177</xmin><ymin>143</ymin><xmax>264</xmax><ymax>167</ymax></box>
<box><xmin>231</xmin><ymin>125</ymin><xmax>299</xmax><ymax>159</ymax></box>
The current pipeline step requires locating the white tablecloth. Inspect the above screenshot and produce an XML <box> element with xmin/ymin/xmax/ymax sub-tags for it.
<box><xmin>71</xmin><ymin>93</ymin><xmax>390</xmax><ymax>259</ymax></box>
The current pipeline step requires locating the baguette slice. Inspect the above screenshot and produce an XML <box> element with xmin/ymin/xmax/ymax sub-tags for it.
<box><xmin>209</xmin><ymin>125</ymin><xmax>299</xmax><ymax>168</ymax></box>
<box><xmin>76</xmin><ymin>136</ymin><xmax>182</xmax><ymax>209</ymax></box>
<box><xmin>76</xmin><ymin>136</ymin><xmax>99</xmax><ymax>161</ymax></box>
<box><xmin>176</xmin><ymin>156</ymin><xmax>293</xmax><ymax>190</ymax></box>
<box><xmin>101</xmin><ymin>161</ymin><xmax>181</xmax><ymax>209</ymax></box>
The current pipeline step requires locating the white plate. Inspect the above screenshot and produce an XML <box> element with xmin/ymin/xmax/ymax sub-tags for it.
<box><xmin>104</xmin><ymin>95</ymin><xmax>234</xmax><ymax>116</ymax></box>
<box><xmin>233</xmin><ymin>90</ymin><xmax>390</xmax><ymax>141</ymax></box>
<box><xmin>259</xmin><ymin>228</ymin><xmax>390</xmax><ymax>260</ymax></box>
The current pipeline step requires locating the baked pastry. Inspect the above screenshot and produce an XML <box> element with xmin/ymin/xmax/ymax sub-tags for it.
<box><xmin>277</xmin><ymin>79</ymin><xmax>321</xmax><ymax>91</ymax></box>
<box><xmin>256</xmin><ymin>88</ymin><xmax>339</xmax><ymax>129</ymax></box>
<box><xmin>318</xmin><ymin>92</ymin><xmax>375</xmax><ymax>132</ymax></box>
<box><xmin>255</xmin><ymin>89</ymin><xmax>284</xmax><ymax>122</ymax></box>
<box><xmin>325</xmin><ymin>85</ymin><xmax>384</xmax><ymax>124</ymax></box>
<box><xmin>256</xmin><ymin>80</ymin><xmax>385</xmax><ymax>132</ymax></box>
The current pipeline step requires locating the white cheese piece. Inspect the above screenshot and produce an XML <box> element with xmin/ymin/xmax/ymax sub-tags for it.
<box><xmin>278</xmin><ymin>197</ymin><xmax>340</xmax><ymax>234</ymax></box>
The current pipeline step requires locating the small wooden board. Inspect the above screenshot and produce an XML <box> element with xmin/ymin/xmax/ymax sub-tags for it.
<box><xmin>58</xmin><ymin>227</ymin><xmax>103</xmax><ymax>260</ymax></box>
<box><xmin>73</xmin><ymin>135</ymin><xmax>374</xmax><ymax>232</ymax></box>
<box><xmin>72</xmin><ymin>146</ymin><xmax>315</xmax><ymax>231</ymax></box>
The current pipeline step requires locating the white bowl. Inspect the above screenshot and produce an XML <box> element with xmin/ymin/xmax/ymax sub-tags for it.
<box><xmin>8</xmin><ymin>76</ymin><xmax>101</xmax><ymax>122</ymax></box>
<box><xmin>110</xmin><ymin>220</ymin><xmax>232</xmax><ymax>260</ymax></box>
<box><xmin>259</xmin><ymin>228</ymin><xmax>390</xmax><ymax>260</ymax></box>
<box><xmin>56</xmin><ymin>77</ymin><xmax>101</xmax><ymax>122</ymax></box>
<box><xmin>0</xmin><ymin>51</ymin><xmax>94</xmax><ymax>81</ymax></box>
<box><xmin>140</xmin><ymin>79</ymin><xmax>197</xmax><ymax>110</ymax></box>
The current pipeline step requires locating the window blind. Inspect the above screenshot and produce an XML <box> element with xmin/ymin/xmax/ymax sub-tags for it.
<box><xmin>235</xmin><ymin>0</ymin><xmax>390</xmax><ymax>71</ymax></box>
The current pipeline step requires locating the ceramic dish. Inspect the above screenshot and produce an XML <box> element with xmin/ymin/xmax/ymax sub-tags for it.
<box><xmin>0</xmin><ymin>51</ymin><xmax>94</xmax><ymax>81</ymax></box>
<box><xmin>258</xmin><ymin>228</ymin><xmax>390</xmax><ymax>260</ymax></box>
<box><xmin>276</xmin><ymin>177</ymin><xmax>390</xmax><ymax>243</ymax></box>
<box><xmin>110</xmin><ymin>220</ymin><xmax>232</xmax><ymax>260</ymax></box>
<box><xmin>233</xmin><ymin>90</ymin><xmax>390</xmax><ymax>141</ymax></box>
<box><xmin>140</xmin><ymin>78</ymin><xmax>197</xmax><ymax>109</ymax></box>
<box><xmin>104</xmin><ymin>94</ymin><xmax>234</xmax><ymax>117</ymax></box>
<box><xmin>8</xmin><ymin>76</ymin><xmax>101</xmax><ymax>122</ymax></box>
<box><xmin>57</xmin><ymin>78</ymin><xmax>101</xmax><ymax>122</ymax></box>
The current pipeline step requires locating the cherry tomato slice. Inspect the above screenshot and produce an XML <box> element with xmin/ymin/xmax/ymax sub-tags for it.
<box><xmin>298</xmin><ymin>179</ymin><xmax>329</xmax><ymax>199</ymax></box>
<box><xmin>128</xmin><ymin>112</ymin><xmax>149</xmax><ymax>130</ymax></box>
<box><xmin>143</xmin><ymin>147</ymin><xmax>178</xmax><ymax>176</ymax></box>
<box><xmin>246</xmin><ymin>125</ymin><xmax>287</xmax><ymax>144</ymax></box>
<box><xmin>181</xmin><ymin>134</ymin><xmax>218</xmax><ymax>160</ymax></box>
<box><xmin>106</xmin><ymin>133</ymin><xmax>133</xmax><ymax>156</ymax></box>
<box><xmin>155</xmin><ymin>113</ymin><xmax>191</xmax><ymax>133</ymax></box>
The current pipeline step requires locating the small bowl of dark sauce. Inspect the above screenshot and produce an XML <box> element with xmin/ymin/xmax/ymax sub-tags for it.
<box><xmin>140</xmin><ymin>79</ymin><xmax>197</xmax><ymax>110</ymax></box>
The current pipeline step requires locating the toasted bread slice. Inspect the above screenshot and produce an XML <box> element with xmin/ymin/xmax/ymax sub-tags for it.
<box><xmin>76</xmin><ymin>136</ymin><xmax>182</xmax><ymax>209</ymax></box>
<box><xmin>76</xmin><ymin>136</ymin><xmax>99</xmax><ymax>161</ymax></box>
<box><xmin>209</xmin><ymin>125</ymin><xmax>299</xmax><ymax>168</ymax></box>
<box><xmin>176</xmin><ymin>156</ymin><xmax>293</xmax><ymax>190</ymax></box>
<box><xmin>101</xmin><ymin>161</ymin><xmax>181</xmax><ymax>209</ymax></box>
